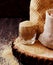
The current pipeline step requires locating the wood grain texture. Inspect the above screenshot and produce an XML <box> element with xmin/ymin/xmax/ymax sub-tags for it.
<box><xmin>12</xmin><ymin>37</ymin><xmax>53</xmax><ymax>65</ymax></box>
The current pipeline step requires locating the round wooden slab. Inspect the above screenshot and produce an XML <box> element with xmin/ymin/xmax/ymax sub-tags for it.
<box><xmin>12</xmin><ymin>37</ymin><xmax>53</xmax><ymax>65</ymax></box>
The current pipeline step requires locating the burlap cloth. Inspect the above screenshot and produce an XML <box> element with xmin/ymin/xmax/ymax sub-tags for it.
<box><xmin>30</xmin><ymin>0</ymin><xmax>53</xmax><ymax>33</ymax></box>
<box><xmin>0</xmin><ymin>43</ymin><xmax>19</xmax><ymax>65</ymax></box>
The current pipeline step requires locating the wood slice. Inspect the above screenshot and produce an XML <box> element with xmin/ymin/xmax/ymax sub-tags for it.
<box><xmin>12</xmin><ymin>37</ymin><xmax>53</xmax><ymax>65</ymax></box>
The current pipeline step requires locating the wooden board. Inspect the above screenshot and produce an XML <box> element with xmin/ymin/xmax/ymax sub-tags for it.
<box><xmin>12</xmin><ymin>37</ymin><xmax>53</xmax><ymax>65</ymax></box>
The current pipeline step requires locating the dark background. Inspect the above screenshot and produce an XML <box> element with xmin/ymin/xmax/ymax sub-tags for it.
<box><xmin>0</xmin><ymin>0</ymin><xmax>30</xmax><ymax>19</ymax></box>
<box><xmin>0</xmin><ymin>0</ymin><xmax>30</xmax><ymax>44</ymax></box>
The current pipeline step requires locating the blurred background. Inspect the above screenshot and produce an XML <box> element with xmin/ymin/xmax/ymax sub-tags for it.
<box><xmin>0</xmin><ymin>0</ymin><xmax>30</xmax><ymax>19</ymax></box>
<box><xmin>0</xmin><ymin>0</ymin><xmax>30</xmax><ymax>44</ymax></box>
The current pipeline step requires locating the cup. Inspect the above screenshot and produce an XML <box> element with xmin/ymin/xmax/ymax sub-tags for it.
<box><xmin>38</xmin><ymin>9</ymin><xmax>53</xmax><ymax>49</ymax></box>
